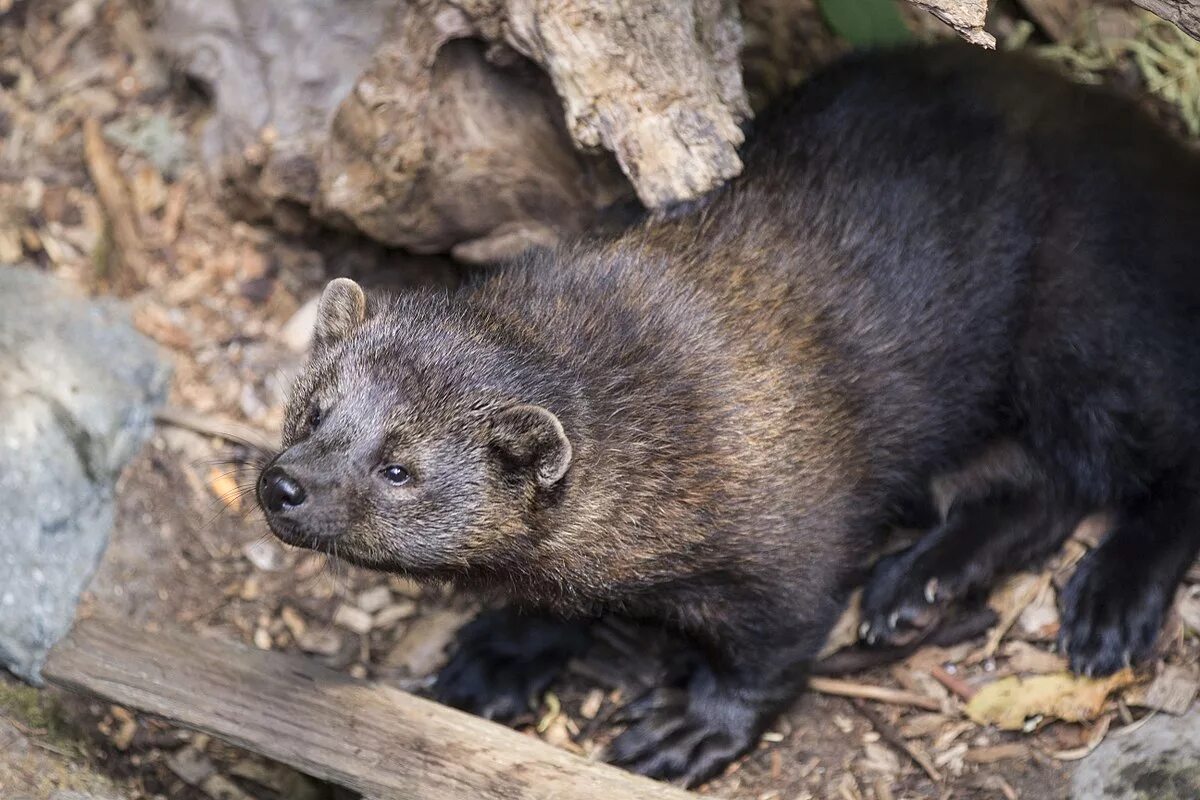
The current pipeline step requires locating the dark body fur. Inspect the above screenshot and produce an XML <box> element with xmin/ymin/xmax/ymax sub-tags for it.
<box><xmin>258</xmin><ymin>44</ymin><xmax>1200</xmax><ymax>785</ymax></box>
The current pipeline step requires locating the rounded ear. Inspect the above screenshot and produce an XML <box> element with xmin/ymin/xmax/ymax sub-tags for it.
<box><xmin>490</xmin><ymin>404</ymin><xmax>572</xmax><ymax>488</ymax></box>
<box><xmin>313</xmin><ymin>278</ymin><xmax>367</xmax><ymax>348</ymax></box>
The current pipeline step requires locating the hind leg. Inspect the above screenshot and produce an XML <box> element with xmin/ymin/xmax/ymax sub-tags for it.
<box><xmin>862</xmin><ymin>442</ymin><xmax>1084</xmax><ymax>646</ymax></box>
<box><xmin>1060</xmin><ymin>465</ymin><xmax>1200</xmax><ymax>675</ymax></box>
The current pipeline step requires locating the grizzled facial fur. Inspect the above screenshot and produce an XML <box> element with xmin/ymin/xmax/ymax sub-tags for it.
<box><xmin>256</xmin><ymin>278</ymin><xmax>572</xmax><ymax>577</ymax></box>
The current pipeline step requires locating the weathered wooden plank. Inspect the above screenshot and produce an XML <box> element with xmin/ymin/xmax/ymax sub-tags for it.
<box><xmin>43</xmin><ymin>616</ymin><xmax>696</xmax><ymax>800</ymax></box>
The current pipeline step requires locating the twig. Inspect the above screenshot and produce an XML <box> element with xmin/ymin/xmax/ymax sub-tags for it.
<box><xmin>1110</xmin><ymin>709</ymin><xmax>1159</xmax><ymax>738</ymax></box>
<box><xmin>155</xmin><ymin>406</ymin><xmax>278</xmax><ymax>454</ymax></box>
<box><xmin>852</xmin><ymin>699</ymin><xmax>943</xmax><ymax>783</ymax></box>
<box><xmin>1043</xmin><ymin>712</ymin><xmax>1114</xmax><ymax>760</ymax></box>
<box><xmin>0</xmin><ymin>711</ymin><xmax>48</xmax><ymax>738</ymax></box>
<box><xmin>929</xmin><ymin>665</ymin><xmax>977</xmax><ymax>701</ymax></box>
<box><xmin>160</xmin><ymin>180</ymin><xmax>189</xmax><ymax>246</ymax></box>
<box><xmin>29</xmin><ymin>738</ymin><xmax>76</xmax><ymax>758</ymax></box>
<box><xmin>83</xmin><ymin>117</ymin><xmax>149</xmax><ymax>293</ymax></box>
<box><xmin>808</xmin><ymin>676</ymin><xmax>942</xmax><ymax>712</ymax></box>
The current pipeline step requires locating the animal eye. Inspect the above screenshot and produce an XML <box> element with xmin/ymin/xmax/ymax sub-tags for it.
<box><xmin>380</xmin><ymin>464</ymin><xmax>410</xmax><ymax>485</ymax></box>
<box><xmin>307</xmin><ymin>405</ymin><xmax>323</xmax><ymax>431</ymax></box>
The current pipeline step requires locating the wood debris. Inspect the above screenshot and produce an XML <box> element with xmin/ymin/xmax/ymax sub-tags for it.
<box><xmin>808</xmin><ymin>676</ymin><xmax>942</xmax><ymax>712</ymax></box>
<box><xmin>82</xmin><ymin>117</ymin><xmax>149</xmax><ymax>292</ymax></box>
<box><xmin>332</xmin><ymin>604</ymin><xmax>374</xmax><ymax>636</ymax></box>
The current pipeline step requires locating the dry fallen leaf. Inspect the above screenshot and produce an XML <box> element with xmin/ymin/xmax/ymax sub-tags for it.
<box><xmin>965</xmin><ymin>669</ymin><xmax>1136</xmax><ymax>731</ymax></box>
<box><xmin>899</xmin><ymin>712</ymin><xmax>952</xmax><ymax>738</ymax></box>
<box><xmin>373</xmin><ymin>601</ymin><xmax>418</xmax><ymax>630</ymax></box>
<box><xmin>134</xmin><ymin>303</ymin><xmax>193</xmax><ymax>350</ymax></box>
<box><xmin>357</xmin><ymin>585</ymin><xmax>393</xmax><ymax>614</ymax></box>
<box><xmin>107</xmin><ymin>705</ymin><xmax>138</xmax><ymax>751</ymax></box>
<box><xmin>208</xmin><ymin>466</ymin><xmax>242</xmax><ymax>511</ymax></box>
<box><xmin>819</xmin><ymin>588</ymin><xmax>862</xmax><ymax>659</ymax></box>
<box><xmin>859</xmin><ymin>740</ymin><xmax>901</xmax><ymax>776</ymax></box>
<box><xmin>280</xmin><ymin>606</ymin><xmax>307</xmax><ymax>640</ymax></box>
<box><xmin>1002</xmin><ymin>640</ymin><xmax>1068</xmax><ymax>675</ymax></box>
<box><xmin>1127</xmin><ymin>663</ymin><xmax>1199</xmax><ymax>715</ymax></box>
<box><xmin>579</xmin><ymin>688</ymin><xmax>605</xmax><ymax>720</ymax></box>
<box><xmin>333</xmin><ymin>603</ymin><xmax>374</xmax><ymax>635</ymax></box>
<box><xmin>984</xmin><ymin>571</ymin><xmax>1051</xmax><ymax>657</ymax></box>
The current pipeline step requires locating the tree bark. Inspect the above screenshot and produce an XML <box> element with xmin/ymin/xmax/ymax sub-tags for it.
<box><xmin>1131</xmin><ymin>0</ymin><xmax>1200</xmax><ymax>40</ymax></box>
<box><xmin>155</xmin><ymin>0</ymin><xmax>1197</xmax><ymax>261</ymax></box>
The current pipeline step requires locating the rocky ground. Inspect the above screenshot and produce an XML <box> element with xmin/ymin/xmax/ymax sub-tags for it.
<box><xmin>3</xmin><ymin>1</ymin><xmax>1200</xmax><ymax>799</ymax></box>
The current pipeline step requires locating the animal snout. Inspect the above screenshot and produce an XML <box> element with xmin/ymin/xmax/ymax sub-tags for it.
<box><xmin>259</xmin><ymin>466</ymin><xmax>308</xmax><ymax>512</ymax></box>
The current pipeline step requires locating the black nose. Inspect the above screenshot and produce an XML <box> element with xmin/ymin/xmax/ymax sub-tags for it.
<box><xmin>260</xmin><ymin>466</ymin><xmax>307</xmax><ymax>512</ymax></box>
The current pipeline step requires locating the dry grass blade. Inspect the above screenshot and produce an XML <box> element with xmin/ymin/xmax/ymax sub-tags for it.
<box><xmin>852</xmin><ymin>699</ymin><xmax>943</xmax><ymax>784</ymax></box>
<box><xmin>83</xmin><ymin>117</ymin><xmax>149</xmax><ymax>293</ymax></box>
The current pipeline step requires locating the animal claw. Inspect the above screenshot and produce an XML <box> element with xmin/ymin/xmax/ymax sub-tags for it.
<box><xmin>924</xmin><ymin>577</ymin><xmax>939</xmax><ymax>604</ymax></box>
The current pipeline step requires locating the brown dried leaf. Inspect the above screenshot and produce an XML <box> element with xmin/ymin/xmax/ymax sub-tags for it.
<box><xmin>1002</xmin><ymin>640</ymin><xmax>1068</xmax><ymax>675</ymax></box>
<box><xmin>819</xmin><ymin>588</ymin><xmax>862</xmax><ymax>659</ymax></box>
<box><xmin>253</xmin><ymin>627</ymin><xmax>272</xmax><ymax>650</ymax></box>
<box><xmin>579</xmin><ymin>688</ymin><xmax>604</xmax><ymax>720</ymax></box>
<box><xmin>333</xmin><ymin>603</ymin><xmax>373</xmax><ymax>635</ymax></box>
<box><xmin>357</xmin><ymin>585</ymin><xmax>392</xmax><ymax>614</ymax></box>
<box><xmin>898</xmin><ymin>712</ymin><xmax>952</xmax><ymax>739</ymax></box>
<box><xmin>108</xmin><ymin>705</ymin><xmax>137</xmax><ymax>751</ymax></box>
<box><xmin>0</xmin><ymin>226</ymin><xmax>23</xmax><ymax>262</ymax></box>
<box><xmin>131</xmin><ymin>164</ymin><xmax>167</xmax><ymax>218</ymax></box>
<box><xmin>373</xmin><ymin>601</ymin><xmax>417</xmax><ymax>630</ymax></box>
<box><xmin>382</xmin><ymin>608</ymin><xmax>472</xmax><ymax>675</ymax></box>
<box><xmin>1016</xmin><ymin>578</ymin><xmax>1060</xmax><ymax>640</ymax></box>
<box><xmin>134</xmin><ymin>304</ymin><xmax>193</xmax><ymax>350</ymax></box>
<box><xmin>859</xmin><ymin>740</ymin><xmax>901</xmax><ymax>775</ymax></box>
<box><xmin>985</xmin><ymin>571</ymin><xmax>1051</xmax><ymax>656</ymax></box>
<box><xmin>207</xmin><ymin>466</ymin><xmax>242</xmax><ymax>511</ymax></box>
<box><xmin>280</xmin><ymin>606</ymin><xmax>307</xmax><ymax>640</ymax></box>
<box><xmin>1128</xmin><ymin>663</ymin><xmax>1199</xmax><ymax>715</ymax></box>
<box><xmin>298</xmin><ymin>629</ymin><xmax>342</xmax><ymax>656</ymax></box>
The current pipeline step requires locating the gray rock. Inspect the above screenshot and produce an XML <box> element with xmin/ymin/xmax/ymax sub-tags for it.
<box><xmin>1072</xmin><ymin>711</ymin><xmax>1200</xmax><ymax>800</ymax></box>
<box><xmin>0</xmin><ymin>266</ymin><xmax>169</xmax><ymax>683</ymax></box>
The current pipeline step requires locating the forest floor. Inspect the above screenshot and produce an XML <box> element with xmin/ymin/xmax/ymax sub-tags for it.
<box><xmin>3</xmin><ymin>1</ymin><xmax>1200</xmax><ymax>799</ymax></box>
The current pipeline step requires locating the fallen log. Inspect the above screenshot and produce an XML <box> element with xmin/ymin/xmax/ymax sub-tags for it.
<box><xmin>43</xmin><ymin>616</ymin><xmax>696</xmax><ymax>800</ymax></box>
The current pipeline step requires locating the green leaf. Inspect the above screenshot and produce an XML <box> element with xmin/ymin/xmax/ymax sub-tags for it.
<box><xmin>818</xmin><ymin>0</ymin><xmax>914</xmax><ymax>47</ymax></box>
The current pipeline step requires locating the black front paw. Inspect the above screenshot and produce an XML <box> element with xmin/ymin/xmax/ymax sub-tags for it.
<box><xmin>605</xmin><ymin>666</ymin><xmax>763</xmax><ymax>787</ymax></box>
<box><xmin>432</xmin><ymin>609</ymin><xmax>591</xmax><ymax>722</ymax></box>
<box><xmin>1059</xmin><ymin>550</ymin><xmax>1167</xmax><ymax>676</ymax></box>
<box><xmin>860</xmin><ymin>547</ymin><xmax>951</xmax><ymax>648</ymax></box>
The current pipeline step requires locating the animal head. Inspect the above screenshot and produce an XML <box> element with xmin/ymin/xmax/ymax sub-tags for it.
<box><xmin>256</xmin><ymin>278</ymin><xmax>573</xmax><ymax>579</ymax></box>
